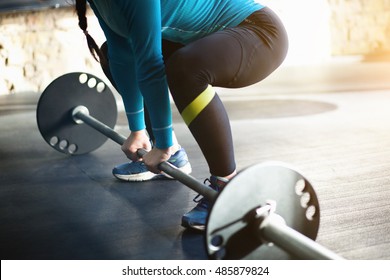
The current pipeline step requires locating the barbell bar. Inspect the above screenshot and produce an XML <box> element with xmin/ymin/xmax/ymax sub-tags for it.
<box><xmin>37</xmin><ymin>72</ymin><xmax>344</xmax><ymax>260</ymax></box>
<box><xmin>71</xmin><ymin>105</ymin><xmax>218</xmax><ymax>203</ymax></box>
<box><xmin>71</xmin><ymin>102</ymin><xmax>342</xmax><ymax>259</ymax></box>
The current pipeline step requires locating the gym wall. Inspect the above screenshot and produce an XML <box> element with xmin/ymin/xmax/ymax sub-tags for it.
<box><xmin>0</xmin><ymin>0</ymin><xmax>390</xmax><ymax>95</ymax></box>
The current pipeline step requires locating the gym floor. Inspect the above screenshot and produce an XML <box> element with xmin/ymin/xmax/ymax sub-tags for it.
<box><xmin>1</xmin><ymin>60</ymin><xmax>390</xmax><ymax>260</ymax></box>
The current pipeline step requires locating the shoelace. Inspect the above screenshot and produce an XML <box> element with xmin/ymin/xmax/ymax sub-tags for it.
<box><xmin>192</xmin><ymin>178</ymin><xmax>212</xmax><ymax>205</ymax></box>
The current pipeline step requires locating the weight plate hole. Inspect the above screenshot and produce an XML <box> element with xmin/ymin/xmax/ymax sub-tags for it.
<box><xmin>49</xmin><ymin>136</ymin><xmax>59</xmax><ymax>146</ymax></box>
<box><xmin>306</xmin><ymin>205</ymin><xmax>317</xmax><ymax>221</ymax></box>
<box><xmin>59</xmin><ymin>139</ymin><xmax>69</xmax><ymax>150</ymax></box>
<box><xmin>96</xmin><ymin>82</ymin><xmax>105</xmax><ymax>93</ymax></box>
<box><xmin>88</xmin><ymin>78</ymin><xmax>97</xmax><ymax>88</ymax></box>
<box><xmin>211</xmin><ymin>235</ymin><xmax>224</xmax><ymax>248</ymax></box>
<box><xmin>300</xmin><ymin>192</ymin><xmax>311</xmax><ymax>208</ymax></box>
<box><xmin>79</xmin><ymin>73</ymin><xmax>88</xmax><ymax>84</ymax></box>
<box><xmin>295</xmin><ymin>179</ymin><xmax>306</xmax><ymax>195</ymax></box>
<box><xmin>68</xmin><ymin>144</ymin><xmax>78</xmax><ymax>154</ymax></box>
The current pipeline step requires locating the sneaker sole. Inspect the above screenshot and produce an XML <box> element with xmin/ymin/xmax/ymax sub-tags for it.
<box><xmin>113</xmin><ymin>162</ymin><xmax>192</xmax><ymax>182</ymax></box>
<box><xmin>181</xmin><ymin>220</ymin><xmax>205</xmax><ymax>231</ymax></box>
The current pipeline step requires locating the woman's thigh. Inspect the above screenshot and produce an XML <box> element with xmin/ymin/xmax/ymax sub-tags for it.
<box><xmin>166</xmin><ymin>7</ymin><xmax>288</xmax><ymax>92</ymax></box>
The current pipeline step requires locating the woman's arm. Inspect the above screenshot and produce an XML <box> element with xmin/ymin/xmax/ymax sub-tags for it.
<box><xmin>118</xmin><ymin>0</ymin><xmax>173</xmax><ymax>149</ymax></box>
<box><xmin>89</xmin><ymin>2</ymin><xmax>146</xmax><ymax>134</ymax></box>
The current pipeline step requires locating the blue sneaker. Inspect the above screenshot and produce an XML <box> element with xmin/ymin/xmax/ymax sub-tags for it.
<box><xmin>181</xmin><ymin>176</ymin><xmax>228</xmax><ymax>231</ymax></box>
<box><xmin>112</xmin><ymin>147</ymin><xmax>192</xmax><ymax>181</ymax></box>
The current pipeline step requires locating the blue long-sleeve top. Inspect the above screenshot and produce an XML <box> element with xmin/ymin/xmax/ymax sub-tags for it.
<box><xmin>87</xmin><ymin>0</ymin><xmax>264</xmax><ymax>149</ymax></box>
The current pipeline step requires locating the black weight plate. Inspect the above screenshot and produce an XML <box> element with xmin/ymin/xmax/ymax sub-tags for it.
<box><xmin>206</xmin><ymin>162</ymin><xmax>320</xmax><ymax>260</ymax></box>
<box><xmin>37</xmin><ymin>72</ymin><xmax>117</xmax><ymax>155</ymax></box>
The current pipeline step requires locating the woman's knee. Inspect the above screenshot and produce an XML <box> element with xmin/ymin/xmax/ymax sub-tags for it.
<box><xmin>165</xmin><ymin>47</ymin><xmax>208</xmax><ymax>91</ymax></box>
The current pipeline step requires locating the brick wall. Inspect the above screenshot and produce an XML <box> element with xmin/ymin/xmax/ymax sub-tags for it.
<box><xmin>0</xmin><ymin>6</ymin><xmax>105</xmax><ymax>95</ymax></box>
<box><xmin>328</xmin><ymin>0</ymin><xmax>390</xmax><ymax>56</ymax></box>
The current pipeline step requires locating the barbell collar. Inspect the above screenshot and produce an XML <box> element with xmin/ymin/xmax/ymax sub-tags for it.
<box><xmin>71</xmin><ymin>106</ymin><xmax>90</xmax><ymax>124</ymax></box>
<box><xmin>258</xmin><ymin>213</ymin><xmax>344</xmax><ymax>260</ymax></box>
<box><xmin>71</xmin><ymin>106</ymin><xmax>127</xmax><ymax>146</ymax></box>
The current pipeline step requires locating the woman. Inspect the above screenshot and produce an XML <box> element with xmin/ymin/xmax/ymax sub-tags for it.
<box><xmin>75</xmin><ymin>0</ymin><xmax>288</xmax><ymax>230</ymax></box>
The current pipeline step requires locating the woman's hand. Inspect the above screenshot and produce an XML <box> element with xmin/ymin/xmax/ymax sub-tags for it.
<box><xmin>142</xmin><ymin>146</ymin><xmax>177</xmax><ymax>174</ymax></box>
<box><xmin>121</xmin><ymin>130</ymin><xmax>152</xmax><ymax>162</ymax></box>
<box><xmin>122</xmin><ymin>130</ymin><xmax>178</xmax><ymax>174</ymax></box>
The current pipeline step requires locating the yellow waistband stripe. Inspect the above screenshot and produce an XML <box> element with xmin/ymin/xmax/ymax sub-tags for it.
<box><xmin>181</xmin><ymin>85</ymin><xmax>215</xmax><ymax>126</ymax></box>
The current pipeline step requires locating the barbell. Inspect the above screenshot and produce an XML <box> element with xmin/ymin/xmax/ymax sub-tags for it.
<box><xmin>36</xmin><ymin>72</ymin><xmax>343</xmax><ymax>260</ymax></box>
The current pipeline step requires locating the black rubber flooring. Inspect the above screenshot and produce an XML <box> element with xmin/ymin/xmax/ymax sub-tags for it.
<box><xmin>1</xmin><ymin>61</ymin><xmax>390</xmax><ymax>260</ymax></box>
<box><xmin>0</xmin><ymin>96</ymin><xmax>206</xmax><ymax>260</ymax></box>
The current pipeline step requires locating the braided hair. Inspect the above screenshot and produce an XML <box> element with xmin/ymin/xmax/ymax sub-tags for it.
<box><xmin>75</xmin><ymin>0</ymin><xmax>105</xmax><ymax>63</ymax></box>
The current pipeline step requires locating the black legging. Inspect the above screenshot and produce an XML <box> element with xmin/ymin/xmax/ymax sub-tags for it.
<box><xmin>101</xmin><ymin>7</ymin><xmax>288</xmax><ymax>177</ymax></box>
<box><xmin>165</xmin><ymin>7</ymin><xmax>288</xmax><ymax>176</ymax></box>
